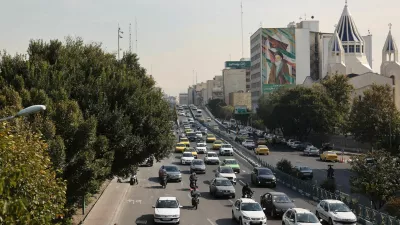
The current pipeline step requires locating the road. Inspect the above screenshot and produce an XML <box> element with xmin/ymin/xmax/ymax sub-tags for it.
<box><xmin>111</xmin><ymin>115</ymin><xmax>317</xmax><ymax>225</ymax></box>
<box><xmin>200</xmin><ymin>109</ymin><xmax>355</xmax><ymax>196</ymax></box>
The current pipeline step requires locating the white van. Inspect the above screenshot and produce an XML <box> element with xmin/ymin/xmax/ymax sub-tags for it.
<box><xmin>197</xmin><ymin>109</ymin><xmax>202</xmax><ymax>114</ymax></box>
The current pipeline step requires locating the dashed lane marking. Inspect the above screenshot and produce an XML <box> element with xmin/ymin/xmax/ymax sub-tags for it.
<box><xmin>238</xmin><ymin>180</ymin><xmax>245</xmax><ymax>186</ymax></box>
<box><xmin>242</xmin><ymin>170</ymin><xmax>246</xmax><ymax>173</ymax></box>
<box><xmin>207</xmin><ymin>218</ymin><xmax>216</xmax><ymax>225</ymax></box>
<box><xmin>228</xmin><ymin>199</ymin><xmax>234</xmax><ymax>203</ymax></box>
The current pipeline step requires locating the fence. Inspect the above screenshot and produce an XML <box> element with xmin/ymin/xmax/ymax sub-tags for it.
<box><xmin>188</xmin><ymin>108</ymin><xmax>400</xmax><ymax>225</ymax></box>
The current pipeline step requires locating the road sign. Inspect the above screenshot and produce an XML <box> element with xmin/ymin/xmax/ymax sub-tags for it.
<box><xmin>234</xmin><ymin>105</ymin><xmax>248</xmax><ymax>114</ymax></box>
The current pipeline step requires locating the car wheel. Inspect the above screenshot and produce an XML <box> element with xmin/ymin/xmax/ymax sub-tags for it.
<box><xmin>271</xmin><ymin>208</ymin><xmax>275</xmax><ymax>217</ymax></box>
<box><xmin>315</xmin><ymin>211</ymin><xmax>320</xmax><ymax>219</ymax></box>
<box><xmin>239</xmin><ymin>217</ymin><xmax>243</xmax><ymax>225</ymax></box>
<box><xmin>329</xmin><ymin>218</ymin><xmax>334</xmax><ymax>225</ymax></box>
<box><xmin>232</xmin><ymin>211</ymin><xmax>236</xmax><ymax>221</ymax></box>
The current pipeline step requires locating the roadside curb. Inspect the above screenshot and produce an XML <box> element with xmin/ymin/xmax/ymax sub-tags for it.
<box><xmin>73</xmin><ymin>178</ymin><xmax>113</xmax><ymax>225</ymax></box>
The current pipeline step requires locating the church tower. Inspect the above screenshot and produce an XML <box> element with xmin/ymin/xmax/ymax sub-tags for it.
<box><xmin>328</xmin><ymin>32</ymin><xmax>347</xmax><ymax>75</ymax></box>
<box><xmin>334</xmin><ymin>2</ymin><xmax>372</xmax><ymax>74</ymax></box>
<box><xmin>380</xmin><ymin>24</ymin><xmax>400</xmax><ymax>76</ymax></box>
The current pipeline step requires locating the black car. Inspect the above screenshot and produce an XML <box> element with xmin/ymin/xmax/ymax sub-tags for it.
<box><xmin>260</xmin><ymin>192</ymin><xmax>295</xmax><ymax>217</ymax></box>
<box><xmin>293</xmin><ymin>165</ymin><xmax>313</xmax><ymax>179</ymax></box>
<box><xmin>296</xmin><ymin>143</ymin><xmax>312</xmax><ymax>151</ymax></box>
<box><xmin>187</xmin><ymin>132</ymin><xmax>197</xmax><ymax>142</ymax></box>
<box><xmin>250</xmin><ymin>167</ymin><xmax>276</xmax><ymax>187</ymax></box>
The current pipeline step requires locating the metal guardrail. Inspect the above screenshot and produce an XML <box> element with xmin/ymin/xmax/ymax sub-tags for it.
<box><xmin>187</xmin><ymin>108</ymin><xmax>399</xmax><ymax>225</ymax></box>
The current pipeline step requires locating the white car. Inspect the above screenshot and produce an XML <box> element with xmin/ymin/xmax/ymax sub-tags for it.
<box><xmin>216</xmin><ymin>166</ymin><xmax>236</xmax><ymax>185</ymax></box>
<box><xmin>287</xmin><ymin>139</ymin><xmax>295</xmax><ymax>146</ymax></box>
<box><xmin>181</xmin><ymin>152</ymin><xmax>195</xmax><ymax>165</ymax></box>
<box><xmin>291</xmin><ymin>141</ymin><xmax>301</xmax><ymax>148</ymax></box>
<box><xmin>304</xmin><ymin>146</ymin><xmax>320</xmax><ymax>156</ymax></box>
<box><xmin>152</xmin><ymin>197</ymin><xmax>182</xmax><ymax>224</ymax></box>
<box><xmin>316</xmin><ymin>200</ymin><xmax>357</xmax><ymax>225</ymax></box>
<box><xmin>204</xmin><ymin>151</ymin><xmax>220</xmax><ymax>165</ymax></box>
<box><xmin>196</xmin><ymin>142</ymin><xmax>207</xmax><ymax>154</ymax></box>
<box><xmin>219</xmin><ymin>144</ymin><xmax>234</xmax><ymax>156</ymax></box>
<box><xmin>195</xmin><ymin>131</ymin><xmax>203</xmax><ymax>138</ymax></box>
<box><xmin>283</xmin><ymin>208</ymin><xmax>322</xmax><ymax>225</ymax></box>
<box><xmin>232</xmin><ymin>198</ymin><xmax>267</xmax><ymax>225</ymax></box>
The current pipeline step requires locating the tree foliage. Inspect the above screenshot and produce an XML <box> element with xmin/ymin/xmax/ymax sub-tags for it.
<box><xmin>348</xmin><ymin>84</ymin><xmax>400</xmax><ymax>153</ymax></box>
<box><xmin>276</xmin><ymin>159</ymin><xmax>293</xmax><ymax>174</ymax></box>
<box><xmin>207</xmin><ymin>98</ymin><xmax>226</xmax><ymax>119</ymax></box>
<box><xmin>0</xmin><ymin>37</ymin><xmax>175</xmax><ymax>216</ymax></box>
<box><xmin>349</xmin><ymin>150</ymin><xmax>400</xmax><ymax>209</ymax></box>
<box><xmin>0</xmin><ymin>123</ymin><xmax>66</xmax><ymax>224</ymax></box>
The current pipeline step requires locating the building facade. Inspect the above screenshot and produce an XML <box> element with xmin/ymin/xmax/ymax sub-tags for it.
<box><xmin>229</xmin><ymin>92</ymin><xmax>252</xmax><ymax>110</ymax></box>
<box><xmin>179</xmin><ymin>93</ymin><xmax>188</xmax><ymax>105</ymax></box>
<box><xmin>212</xmin><ymin>75</ymin><xmax>223</xmax><ymax>100</ymax></box>
<box><xmin>222</xmin><ymin>69</ymin><xmax>247</xmax><ymax>104</ymax></box>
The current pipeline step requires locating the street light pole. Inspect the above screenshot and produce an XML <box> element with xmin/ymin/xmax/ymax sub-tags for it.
<box><xmin>118</xmin><ymin>25</ymin><xmax>124</xmax><ymax>60</ymax></box>
<box><xmin>0</xmin><ymin>105</ymin><xmax>46</xmax><ymax>122</ymax></box>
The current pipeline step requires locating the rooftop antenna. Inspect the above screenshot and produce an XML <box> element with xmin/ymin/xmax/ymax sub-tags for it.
<box><xmin>304</xmin><ymin>13</ymin><xmax>307</xmax><ymax>20</ymax></box>
<box><xmin>129</xmin><ymin>23</ymin><xmax>132</xmax><ymax>53</ymax></box>
<box><xmin>260</xmin><ymin>22</ymin><xmax>262</xmax><ymax>28</ymax></box>
<box><xmin>135</xmin><ymin>17</ymin><xmax>138</xmax><ymax>54</ymax></box>
<box><xmin>389</xmin><ymin>23</ymin><xmax>392</xmax><ymax>31</ymax></box>
<box><xmin>196</xmin><ymin>71</ymin><xmax>198</xmax><ymax>84</ymax></box>
<box><xmin>118</xmin><ymin>24</ymin><xmax>124</xmax><ymax>60</ymax></box>
<box><xmin>240</xmin><ymin>0</ymin><xmax>244</xmax><ymax>58</ymax></box>
<box><xmin>345</xmin><ymin>0</ymin><xmax>348</xmax><ymax>6</ymax></box>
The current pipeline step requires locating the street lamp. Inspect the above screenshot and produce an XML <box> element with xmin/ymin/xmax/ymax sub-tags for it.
<box><xmin>0</xmin><ymin>105</ymin><xmax>46</xmax><ymax>122</ymax></box>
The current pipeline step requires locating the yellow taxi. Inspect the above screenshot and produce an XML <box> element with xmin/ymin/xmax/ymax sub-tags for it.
<box><xmin>175</xmin><ymin>143</ymin><xmax>186</xmax><ymax>153</ymax></box>
<box><xmin>179</xmin><ymin>137</ymin><xmax>190</xmax><ymax>145</ymax></box>
<box><xmin>207</xmin><ymin>117</ymin><xmax>211</xmax><ymax>122</ymax></box>
<box><xmin>184</xmin><ymin>147</ymin><xmax>198</xmax><ymax>158</ymax></box>
<box><xmin>255</xmin><ymin>145</ymin><xmax>270</xmax><ymax>155</ymax></box>
<box><xmin>320</xmin><ymin>151</ymin><xmax>338</xmax><ymax>162</ymax></box>
<box><xmin>212</xmin><ymin>140</ymin><xmax>223</xmax><ymax>150</ymax></box>
<box><xmin>185</xmin><ymin>128</ymin><xmax>193</xmax><ymax>134</ymax></box>
<box><xmin>206</xmin><ymin>134</ymin><xmax>216</xmax><ymax>143</ymax></box>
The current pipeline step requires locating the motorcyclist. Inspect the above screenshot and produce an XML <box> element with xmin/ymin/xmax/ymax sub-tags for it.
<box><xmin>242</xmin><ymin>182</ymin><xmax>253</xmax><ymax>198</ymax></box>
<box><xmin>189</xmin><ymin>172</ymin><xmax>197</xmax><ymax>189</ymax></box>
<box><xmin>327</xmin><ymin>165</ymin><xmax>334</xmax><ymax>178</ymax></box>
<box><xmin>161</xmin><ymin>168</ymin><xmax>168</xmax><ymax>187</ymax></box>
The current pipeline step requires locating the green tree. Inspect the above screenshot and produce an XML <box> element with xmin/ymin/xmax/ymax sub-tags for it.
<box><xmin>0</xmin><ymin>123</ymin><xmax>66</xmax><ymax>224</ymax></box>
<box><xmin>207</xmin><ymin>99</ymin><xmax>225</xmax><ymax>119</ymax></box>
<box><xmin>349</xmin><ymin>150</ymin><xmax>400</xmax><ymax>209</ymax></box>
<box><xmin>276</xmin><ymin>159</ymin><xmax>293</xmax><ymax>174</ymax></box>
<box><xmin>348</xmin><ymin>84</ymin><xmax>400</xmax><ymax>152</ymax></box>
<box><xmin>220</xmin><ymin>105</ymin><xmax>234</xmax><ymax>120</ymax></box>
<box><xmin>321</xmin><ymin>75</ymin><xmax>353</xmax><ymax>133</ymax></box>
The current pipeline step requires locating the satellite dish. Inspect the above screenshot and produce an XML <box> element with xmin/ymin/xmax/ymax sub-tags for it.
<box><xmin>311</xmin><ymin>16</ymin><xmax>314</xmax><ymax>19</ymax></box>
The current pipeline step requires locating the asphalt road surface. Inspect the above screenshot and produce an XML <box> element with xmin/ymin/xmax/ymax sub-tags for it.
<box><xmin>113</xmin><ymin>115</ymin><xmax>317</xmax><ymax>225</ymax></box>
<box><xmin>201</xmin><ymin>109</ymin><xmax>354</xmax><ymax>195</ymax></box>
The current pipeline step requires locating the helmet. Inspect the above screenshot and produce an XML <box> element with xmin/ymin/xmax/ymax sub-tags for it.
<box><xmin>245</xmin><ymin>182</ymin><xmax>249</xmax><ymax>187</ymax></box>
<box><xmin>192</xmin><ymin>172</ymin><xmax>196</xmax><ymax>175</ymax></box>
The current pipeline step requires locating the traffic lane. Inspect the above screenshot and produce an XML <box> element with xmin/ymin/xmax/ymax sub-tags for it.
<box><xmin>173</xmin><ymin>150</ymin><xmax>316</xmax><ymax>225</ymax></box>
<box><xmin>117</xmin><ymin>154</ymin><xmax>229</xmax><ymax>225</ymax></box>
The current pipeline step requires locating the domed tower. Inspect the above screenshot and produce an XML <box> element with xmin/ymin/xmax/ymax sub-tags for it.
<box><xmin>327</xmin><ymin>31</ymin><xmax>347</xmax><ymax>75</ymax></box>
<box><xmin>381</xmin><ymin>23</ymin><xmax>400</xmax><ymax>76</ymax></box>
<box><xmin>334</xmin><ymin>2</ymin><xmax>372</xmax><ymax>74</ymax></box>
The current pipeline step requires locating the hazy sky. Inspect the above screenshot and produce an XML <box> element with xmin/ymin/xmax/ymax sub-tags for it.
<box><xmin>1</xmin><ymin>0</ymin><xmax>399</xmax><ymax>97</ymax></box>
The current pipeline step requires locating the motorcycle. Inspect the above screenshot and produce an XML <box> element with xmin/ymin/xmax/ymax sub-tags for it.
<box><xmin>190</xmin><ymin>189</ymin><xmax>200</xmax><ymax>210</ymax></box>
<box><xmin>130</xmin><ymin>174</ymin><xmax>138</xmax><ymax>186</ymax></box>
<box><xmin>243</xmin><ymin>191</ymin><xmax>254</xmax><ymax>199</ymax></box>
<box><xmin>160</xmin><ymin>178</ymin><xmax>168</xmax><ymax>188</ymax></box>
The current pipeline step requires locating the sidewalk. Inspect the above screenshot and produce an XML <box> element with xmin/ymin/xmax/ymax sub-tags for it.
<box><xmin>81</xmin><ymin>177</ymin><xmax>131</xmax><ymax>225</ymax></box>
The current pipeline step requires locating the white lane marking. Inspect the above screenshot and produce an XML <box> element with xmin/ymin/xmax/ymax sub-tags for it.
<box><xmin>229</xmin><ymin>199</ymin><xmax>234</xmax><ymax>203</ymax></box>
<box><xmin>207</xmin><ymin>218</ymin><xmax>216</xmax><ymax>225</ymax></box>
<box><xmin>110</xmin><ymin>185</ymin><xmax>130</xmax><ymax>224</ymax></box>
<box><xmin>238</xmin><ymin>180</ymin><xmax>245</xmax><ymax>186</ymax></box>
<box><xmin>242</xmin><ymin>170</ymin><xmax>246</xmax><ymax>172</ymax></box>
<box><xmin>187</xmin><ymin>193</ymin><xmax>192</xmax><ymax>199</ymax></box>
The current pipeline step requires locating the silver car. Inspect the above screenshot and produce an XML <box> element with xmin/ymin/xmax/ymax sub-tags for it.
<box><xmin>209</xmin><ymin>177</ymin><xmax>236</xmax><ymax>198</ymax></box>
<box><xmin>190</xmin><ymin>159</ymin><xmax>206</xmax><ymax>174</ymax></box>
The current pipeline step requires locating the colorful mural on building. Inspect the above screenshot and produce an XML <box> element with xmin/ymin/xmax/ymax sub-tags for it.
<box><xmin>261</xmin><ymin>28</ymin><xmax>296</xmax><ymax>93</ymax></box>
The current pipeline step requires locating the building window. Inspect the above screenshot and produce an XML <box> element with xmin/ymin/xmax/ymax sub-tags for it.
<box><xmin>343</xmin><ymin>45</ymin><xmax>348</xmax><ymax>53</ymax></box>
<box><xmin>355</xmin><ymin>45</ymin><xmax>360</xmax><ymax>53</ymax></box>
<box><xmin>390</xmin><ymin>75</ymin><xmax>395</xmax><ymax>85</ymax></box>
<box><xmin>349</xmin><ymin>45</ymin><xmax>354</xmax><ymax>53</ymax></box>
<box><xmin>362</xmin><ymin>45</ymin><xmax>364</xmax><ymax>53</ymax></box>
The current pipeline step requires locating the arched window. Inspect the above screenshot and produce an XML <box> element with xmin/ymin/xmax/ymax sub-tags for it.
<box><xmin>390</xmin><ymin>75</ymin><xmax>395</xmax><ymax>85</ymax></box>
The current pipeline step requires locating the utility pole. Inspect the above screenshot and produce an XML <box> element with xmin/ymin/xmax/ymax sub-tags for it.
<box><xmin>240</xmin><ymin>0</ymin><xmax>244</xmax><ymax>58</ymax></box>
<box><xmin>129</xmin><ymin>23</ymin><xmax>132</xmax><ymax>52</ymax></box>
<box><xmin>135</xmin><ymin>17</ymin><xmax>138</xmax><ymax>54</ymax></box>
<box><xmin>118</xmin><ymin>25</ymin><xmax>124</xmax><ymax>60</ymax></box>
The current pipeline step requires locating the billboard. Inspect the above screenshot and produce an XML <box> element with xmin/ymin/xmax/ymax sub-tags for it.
<box><xmin>225</xmin><ymin>61</ymin><xmax>251</xmax><ymax>69</ymax></box>
<box><xmin>261</xmin><ymin>28</ymin><xmax>296</xmax><ymax>93</ymax></box>
<box><xmin>234</xmin><ymin>105</ymin><xmax>248</xmax><ymax>114</ymax></box>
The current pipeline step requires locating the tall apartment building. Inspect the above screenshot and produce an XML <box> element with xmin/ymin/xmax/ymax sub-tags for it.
<box><xmin>222</xmin><ymin>69</ymin><xmax>247</xmax><ymax>104</ymax></box>
<box><xmin>212</xmin><ymin>76</ymin><xmax>223</xmax><ymax>100</ymax></box>
<box><xmin>179</xmin><ymin>93</ymin><xmax>188</xmax><ymax>105</ymax></box>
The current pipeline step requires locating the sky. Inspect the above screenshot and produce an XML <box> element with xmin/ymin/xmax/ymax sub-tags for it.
<box><xmin>1</xmin><ymin>0</ymin><xmax>399</xmax><ymax>97</ymax></box>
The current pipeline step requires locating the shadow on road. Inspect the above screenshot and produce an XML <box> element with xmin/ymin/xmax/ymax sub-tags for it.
<box><xmin>181</xmin><ymin>205</ymin><xmax>195</xmax><ymax>210</ymax></box>
<box><xmin>203</xmin><ymin>180</ymin><xmax>210</xmax><ymax>185</ymax></box>
<box><xmin>177</xmin><ymin>187</ymin><xmax>190</xmax><ymax>191</ymax></box>
<box><xmin>135</xmin><ymin>214</ymin><xmax>153</xmax><ymax>225</ymax></box>
<box><xmin>145</xmin><ymin>186</ymin><xmax>163</xmax><ymax>189</ymax></box>
<box><xmin>148</xmin><ymin>177</ymin><xmax>159</xmax><ymax>183</ymax></box>
<box><xmin>181</xmin><ymin>170</ymin><xmax>191</xmax><ymax>174</ymax></box>
<box><xmin>215</xmin><ymin>218</ymin><xmax>233</xmax><ymax>225</ymax></box>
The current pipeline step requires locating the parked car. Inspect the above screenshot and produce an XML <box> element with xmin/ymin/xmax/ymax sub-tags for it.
<box><xmin>251</xmin><ymin>167</ymin><xmax>276</xmax><ymax>187</ymax></box>
<box><xmin>260</xmin><ymin>192</ymin><xmax>296</xmax><ymax>217</ymax></box>
<box><xmin>242</xmin><ymin>139</ymin><xmax>256</xmax><ymax>149</ymax></box>
<box><xmin>315</xmin><ymin>200</ymin><xmax>357</xmax><ymax>225</ymax></box>
<box><xmin>304</xmin><ymin>146</ymin><xmax>320</xmax><ymax>156</ymax></box>
<box><xmin>320</xmin><ymin>151</ymin><xmax>338</xmax><ymax>162</ymax></box>
<box><xmin>296</xmin><ymin>142</ymin><xmax>313</xmax><ymax>151</ymax></box>
<box><xmin>208</xmin><ymin>177</ymin><xmax>236</xmax><ymax>198</ymax></box>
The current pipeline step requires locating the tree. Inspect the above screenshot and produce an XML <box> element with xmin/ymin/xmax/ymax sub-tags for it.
<box><xmin>0</xmin><ymin>123</ymin><xmax>66</xmax><ymax>224</ymax></box>
<box><xmin>207</xmin><ymin>99</ymin><xmax>225</xmax><ymax>119</ymax></box>
<box><xmin>348</xmin><ymin>84</ymin><xmax>400</xmax><ymax>153</ymax></box>
<box><xmin>220</xmin><ymin>105</ymin><xmax>234</xmax><ymax>120</ymax></box>
<box><xmin>0</xmin><ymin>37</ymin><xmax>175</xmax><ymax>218</ymax></box>
<box><xmin>349</xmin><ymin>150</ymin><xmax>400</xmax><ymax>209</ymax></box>
<box><xmin>321</xmin><ymin>75</ymin><xmax>353</xmax><ymax>133</ymax></box>
<box><xmin>276</xmin><ymin>159</ymin><xmax>293</xmax><ymax>174</ymax></box>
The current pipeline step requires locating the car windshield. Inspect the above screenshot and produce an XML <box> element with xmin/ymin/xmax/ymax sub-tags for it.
<box><xmin>258</xmin><ymin>145</ymin><xmax>267</xmax><ymax>148</ymax></box>
<box><xmin>181</xmin><ymin>138</ymin><xmax>188</xmax><ymax>141</ymax></box>
<box><xmin>215</xmin><ymin>180</ymin><xmax>232</xmax><ymax>186</ymax></box>
<box><xmin>164</xmin><ymin>166</ymin><xmax>179</xmax><ymax>172</ymax></box>
<box><xmin>241</xmin><ymin>203</ymin><xmax>263</xmax><ymax>211</ymax></box>
<box><xmin>329</xmin><ymin>203</ymin><xmax>351</xmax><ymax>212</ymax></box>
<box><xmin>220</xmin><ymin>167</ymin><xmax>234</xmax><ymax>173</ymax></box>
<box><xmin>183</xmin><ymin>153</ymin><xmax>193</xmax><ymax>157</ymax></box>
<box><xmin>222</xmin><ymin>145</ymin><xmax>232</xmax><ymax>148</ymax></box>
<box><xmin>177</xmin><ymin>144</ymin><xmax>185</xmax><ymax>147</ymax></box>
<box><xmin>208</xmin><ymin>153</ymin><xmax>217</xmax><ymax>157</ymax></box>
<box><xmin>296</xmin><ymin>213</ymin><xmax>319</xmax><ymax>223</ymax></box>
<box><xmin>214</xmin><ymin>141</ymin><xmax>222</xmax><ymax>144</ymax></box>
<box><xmin>208</xmin><ymin>135</ymin><xmax>215</xmax><ymax>137</ymax></box>
<box><xmin>258</xmin><ymin>169</ymin><xmax>273</xmax><ymax>175</ymax></box>
<box><xmin>309</xmin><ymin>147</ymin><xmax>318</xmax><ymax>151</ymax></box>
<box><xmin>225</xmin><ymin>160</ymin><xmax>237</xmax><ymax>165</ymax></box>
<box><xmin>300</xmin><ymin>167</ymin><xmax>311</xmax><ymax>171</ymax></box>
<box><xmin>326</xmin><ymin>151</ymin><xmax>336</xmax><ymax>155</ymax></box>
<box><xmin>192</xmin><ymin>160</ymin><xmax>204</xmax><ymax>165</ymax></box>
<box><xmin>156</xmin><ymin>200</ymin><xmax>179</xmax><ymax>208</ymax></box>
<box><xmin>198</xmin><ymin>143</ymin><xmax>206</xmax><ymax>147</ymax></box>
<box><xmin>188</xmin><ymin>133</ymin><xmax>196</xmax><ymax>137</ymax></box>
<box><xmin>273</xmin><ymin>195</ymin><xmax>291</xmax><ymax>203</ymax></box>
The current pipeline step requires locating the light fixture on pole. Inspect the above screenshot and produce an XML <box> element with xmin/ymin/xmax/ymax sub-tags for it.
<box><xmin>118</xmin><ymin>24</ymin><xmax>124</xmax><ymax>60</ymax></box>
<box><xmin>0</xmin><ymin>105</ymin><xmax>47</xmax><ymax>122</ymax></box>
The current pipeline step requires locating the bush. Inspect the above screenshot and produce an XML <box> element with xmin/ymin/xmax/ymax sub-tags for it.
<box><xmin>384</xmin><ymin>197</ymin><xmax>400</xmax><ymax>218</ymax></box>
<box><xmin>276</xmin><ymin>159</ymin><xmax>293</xmax><ymax>174</ymax></box>
<box><xmin>320</xmin><ymin>179</ymin><xmax>337</xmax><ymax>192</ymax></box>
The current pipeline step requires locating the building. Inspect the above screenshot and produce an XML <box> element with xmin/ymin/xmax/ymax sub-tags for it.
<box><xmin>229</xmin><ymin>91</ymin><xmax>251</xmax><ymax>110</ymax></box>
<box><xmin>194</xmin><ymin>82</ymin><xmax>207</xmax><ymax>106</ymax></box>
<box><xmin>206</xmin><ymin>80</ymin><xmax>214</xmax><ymax>103</ymax></box>
<box><xmin>222</xmin><ymin>69</ymin><xmax>247</xmax><ymax>104</ymax></box>
<box><xmin>188</xmin><ymin>86</ymin><xmax>195</xmax><ymax>105</ymax></box>
<box><xmin>225</xmin><ymin>59</ymin><xmax>251</xmax><ymax>92</ymax></box>
<box><xmin>212</xmin><ymin>76</ymin><xmax>223</xmax><ymax>100</ymax></box>
<box><xmin>179</xmin><ymin>93</ymin><xmax>188</xmax><ymax>105</ymax></box>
